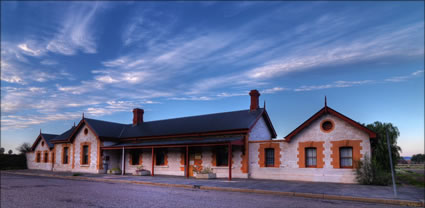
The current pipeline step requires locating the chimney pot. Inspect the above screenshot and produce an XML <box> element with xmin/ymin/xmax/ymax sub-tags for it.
<box><xmin>249</xmin><ymin>89</ymin><xmax>261</xmax><ymax>111</ymax></box>
<box><xmin>132</xmin><ymin>108</ymin><xmax>144</xmax><ymax>126</ymax></box>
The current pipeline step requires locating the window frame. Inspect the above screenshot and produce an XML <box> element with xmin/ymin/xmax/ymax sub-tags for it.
<box><xmin>215</xmin><ymin>146</ymin><xmax>228</xmax><ymax>167</ymax></box>
<box><xmin>36</xmin><ymin>152</ymin><xmax>41</xmax><ymax>163</ymax></box>
<box><xmin>51</xmin><ymin>152</ymin><xmax>55</xmax><ymax>164</ymax></box>
<box><xmin>44</xmin><ymin>151</ymin><xmax>49</xmax><ymax>163</ymax></box>
<box><xmin>155</xmin><ymin>149</ymin><xmax>166</xmax><ymax>166</ymax></box>
<box><xmin>130</xmin><ymin>150</ymin><xmax>141</xmax><ymax>166</ymax></box>
<box><xmin>82</xmin><ymin>145</ymin><xmax>89</xmax><ymax>165</ymax></box>
<box><xmin>62</xmin><ymin>147</ymin><xmax>69</xmax><ymax>164</ymax></box>
<box><xmin>265</xmin><ymin>148</ymin><xmax>275</xmax><ymax>167</ymax></box>
<box><xmin>305</xmin><ymin>147</ymin><xmax>317</xmax><ymax>168</ymax></box>
<box><xmin>339</xmin><ymin>147</ymin><xmax>353</xmax><ymax>168</ymax></box>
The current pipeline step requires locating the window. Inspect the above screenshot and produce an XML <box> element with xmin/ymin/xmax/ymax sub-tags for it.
<box><xmin>320</xmin><ymin>120</ymin><xmax>334</xmax><ymax>133</ymax></box>
<box><xmin>305</xmin><ymin>148</ymin><xmax>317</xmax><ymax>167</ymax></box>
<box><xmin>44</xmin><ymin>152</ymin><xmax>49</xmax><ymax>163</ymax></box>
<box><xmin>84</xmin><ymin>128</ymin><xmax>88</xmax><ymax>135</ymax></box>
<box><xmin>265</xmin><ymin>148</ymin><xmax>275</xmax><ymax>167</ymax></box>
<box><xmin>63</xmin><ymin>147</ymin><xmax>69</xmax><ymax>164</ymax></box>
<box><xmin>36</xmin><ymin>152</ymin><xmax>41</xmax><ymax>163</ymax></box>
<box><xmin>216</xmin><ymin>146</ymin><xmax>228</xmax><ymax>166</ymax></box>
<box><xmin>41</xmin><ymin>141</ymin><xmax>44</xmax><ymax>146</ymax></box>
<box><xmin>130</xmin><ymin>150</ymin><xmax>141</xmax><ymax>165</ymax></box>
<box><xmin>155</xmin><ymin>149</ymin><xmax>166</xmax><ymax>166</ymax></box>
<box><xmin>340</xmin><ymin>147</ymin><xmax>353</xmax><ymax>168</ymax></box>
<box><xmin>82</xmin><ymin>145</ymin><xmax>89</xmax><ymax>165</ymax></box>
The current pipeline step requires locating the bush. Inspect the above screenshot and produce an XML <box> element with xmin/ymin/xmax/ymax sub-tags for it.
<box><xmin>356</xmin><ymin>155</ymin><xmax>392</xmax><ymax>185</ymax></box>
<box><xmin>0</xmin><ymin>154</ymin><xmax>27</xmax><ymax>170</ymax></box>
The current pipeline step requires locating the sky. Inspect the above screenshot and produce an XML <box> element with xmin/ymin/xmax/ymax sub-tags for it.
<box><xmin>1</xmin><ymin>1</ymin><xmax>424</xmax><ymax>156</ymax></box>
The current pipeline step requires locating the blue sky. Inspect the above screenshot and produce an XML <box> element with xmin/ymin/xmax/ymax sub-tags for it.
<box><xmin>1</xmin><ymin>2</ymin><xmax>424</xmax><ymax>156</ymax></box>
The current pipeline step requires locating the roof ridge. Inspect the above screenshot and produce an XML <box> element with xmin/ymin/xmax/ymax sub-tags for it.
<box><xmin>84</xmin><ymin>117</ymin><xmax>128</xmax><ymax>126</ymax></box>
<box><xmin>41</xmin><ymin>133</ymin><xmax>59</xmax><ymax>136</ymax></box>
<box><xmin>144</xmin><ymin>108</ymin><xmax>261</xmax><ymax>124</ymax></box>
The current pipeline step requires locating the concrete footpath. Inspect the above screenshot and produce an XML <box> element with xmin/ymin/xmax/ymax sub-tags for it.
<box><xmin>3</xmin><ymin>169</ymin><xmax>424</xmax><ymax>207</ymax></box>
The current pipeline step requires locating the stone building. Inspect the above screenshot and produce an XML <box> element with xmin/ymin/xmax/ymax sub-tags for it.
<box><xmin>26</xmin><ymin>90</ymin><xmax>376</xmax><ymax>183</ymax></box>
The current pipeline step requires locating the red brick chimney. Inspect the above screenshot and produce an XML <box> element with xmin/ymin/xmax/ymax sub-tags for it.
<box><xmin>132</xmin><ymin>108</ymin><xmax>144</xmax><ymax>126</ymax></box>
<box><xmin>249</xmin><ymin>89</ymin><xmax>260</xmax><ymax>111</ymax></box>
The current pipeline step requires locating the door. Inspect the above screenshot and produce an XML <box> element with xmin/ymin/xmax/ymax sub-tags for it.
<box><xmin>188</xmin><ymin>149</ymin><xmax>202</xmax><ymax>177</ymax></box>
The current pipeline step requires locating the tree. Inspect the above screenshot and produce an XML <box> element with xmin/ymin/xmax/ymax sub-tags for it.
<box><xmin>366</xmin><ymin>121</ymin><xmax>402</xmax><ymax>172</ymax></box>
<box><xmin>16</xmin><ymin>143</ymin><xmax>32</xmax><ymax>155</ymax></box>
<box><xmin>411</xmin><ymin>154</ymin><xmax>425</xmax><ymax>164</ymax></box>
<box><xmin>0</xmin><ymin>147</ymin><xmax>4</xmax><ymax>154</ymax></box>
<box><xmin>8</xmin><ymin>149</ymin><xmax>13</xmax><ymax>155</ymax></box>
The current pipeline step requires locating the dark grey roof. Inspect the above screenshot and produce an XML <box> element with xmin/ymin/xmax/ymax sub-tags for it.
<box><xmin>107</xmin><ymin>136</ymin><xmax>244</xmax><ymax>147</ymax></box>
<box><xmin>41</xmin><ymin>133</ymin><xmax>59</xmax><ymax>148</ymax></box>
<box><xmin>84</xmin><ymin>108</ymin><xmax>265</xmax><ymax>139</ymax></box>
<box><xmin>51</xmin><ymin>126</ymin><xmax>76</xmax><ymax>142</ymax></box>
<box><xmin>84</xmin><ymin>118</ymin><xmax>127</xmax><ymax>138</ymax></box>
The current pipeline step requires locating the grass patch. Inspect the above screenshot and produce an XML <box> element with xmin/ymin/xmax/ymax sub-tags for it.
<box><xmin>396</xmin><ymin>169</ymin><xmax>424</xmax><ymax>188</ymax></box>
<box><xmin>396</xmin><ymin>164</ymin><xmax>424</xmax><ymax>170</ymax></box>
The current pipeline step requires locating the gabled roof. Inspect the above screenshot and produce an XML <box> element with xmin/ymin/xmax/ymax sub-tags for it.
<box><xmin>119</xmin><ymin>108</ymin><xmax>276</xmax><ymax>139</ymax></box>
<box><xmin>50</xmin><ymin>126</ymin><xmax>76</xmax><ymax>142</ymax></box>
<box><xmin>30</xmin><ymin>133</ymin><xmax>58</xmax><ymax>151</ymax></box>
<box><xmin>59</xmin><ymin>108</ymin><xmax>276</xmax><ymax>142</ymax></box>
<box><xmin>284</xmin><ymin>106</ymin><xmax>376</xmax><ymax>142</ymax></box>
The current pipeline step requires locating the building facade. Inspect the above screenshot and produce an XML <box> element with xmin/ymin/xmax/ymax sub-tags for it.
<box><xmin>27</xmin><ymin>90</ymin><xmax>376</xmax><ymax>183</ymax></box>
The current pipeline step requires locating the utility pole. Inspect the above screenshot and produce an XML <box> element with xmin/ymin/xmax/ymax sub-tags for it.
<box><xmin>386</xmin><ymin>129</ymin><xmax>397</xmax><ymax>198</ymax></box>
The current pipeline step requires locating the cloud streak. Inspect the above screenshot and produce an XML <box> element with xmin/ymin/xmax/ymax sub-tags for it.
<box><xmin>46</xmin><ymin>2</ymin><xmax>103</xmax><ymax>55</ymax></box>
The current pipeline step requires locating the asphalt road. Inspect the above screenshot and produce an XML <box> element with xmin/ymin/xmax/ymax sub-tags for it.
<box><xmin>1</xmin><ymin>173</ymin><xmax>407</xmax><ymax>208</ymax></box>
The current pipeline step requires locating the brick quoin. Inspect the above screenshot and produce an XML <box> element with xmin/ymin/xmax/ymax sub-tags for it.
<box><xmin>80</xmin><ymin>142</ymin><xmax>91</xmax><ymax>166</ymax></box>
<box><xmin>297</xmin><ymin>141</ymin><xmax>325</xmax><ymax>168</ymax></box>
<box><xmin>180</xmin><ymin>150</ymin><xmax>185</xmax><ymax>171</ymax></box>
<box><xmin>330</xmin><ymin>140</ymin><xmax>363</xmax><ymax>168</ymax></box>
<box><xmin>258</xmin><ymin>143</ymin><xmax>281</xmax><ymax>168</ymax></box>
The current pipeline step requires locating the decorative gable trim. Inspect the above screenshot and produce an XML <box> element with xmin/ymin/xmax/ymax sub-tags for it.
<box><xmin>284</xmin><ymin>106</ymin><xmax>376</xmax><ymax>142</ymax></box>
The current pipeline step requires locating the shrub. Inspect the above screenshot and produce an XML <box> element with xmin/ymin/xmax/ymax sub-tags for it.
<box><xmin>72</xmin><ymin>173</ymin><xmax>82</xmax><ymax>176</ymax></box>
<box><xmin>356</xmin><ymin>155</ymin><xmax>391</xmax><ymax>185</ymax></box>
<box><xmin>0</xmin><ymin>154</ymin><xmax>27</xmax><ymax>170</ymax></box>
<box><xmin>193</xmin><ymin>166</ymin><xmax>213</xmax><ymax>174</ymax></box>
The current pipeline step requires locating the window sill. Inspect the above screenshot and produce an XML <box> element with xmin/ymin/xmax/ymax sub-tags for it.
<box><xmin>154</xmin><ymin>165</ymin><xmax>169</xmax><ymax>168</ymax></box>
<box><xmin>80</xmin><ymin>165</ymin><xmax>90</xmax><ymax>167</ymax></box>
<box><xmin>212</xmin><ymin>166</ymin><xmax>235</xmax><ymax>169</ymax></box>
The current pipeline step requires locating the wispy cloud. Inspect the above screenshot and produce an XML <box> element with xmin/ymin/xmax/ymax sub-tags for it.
<box><xmin>17</xmin><ymin>42</ymin><xmax>45</xmax><ymax>56</ymax></box>
<box><xmin>40</xmin><ymin>59</ymin><xmax>58</xmax><ymax>65</ymax></box>
<box><xmin>385</xmin><ymin>70</ymin><xmax>424</xmax><ymax>82</ymax></box>
<box><xmin>1</xmin><ymin>112</ymin><xmax>82</xmax><ymax>131</ymax></box>
<box><xmin>294</xmin><ymin>80</ymin><xmax>374</xmax><ymax>92</ymax></box>
<box><xmin>46</xmin><ymin>2</ymin><xmax>103</xmax><ymax>55</ymax></box>
<box><xmin>247</xmin><ymin>22</ymin><xmax>424</xmax><ymax>80</ymax></box>
<box><xmin>261</xmin><ymin>87</ymin><xmax>288</xmax><ymax>94</ymax></box>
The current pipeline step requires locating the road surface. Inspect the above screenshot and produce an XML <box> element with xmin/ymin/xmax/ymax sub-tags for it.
<box><xmin>1</xmin><ymin>173</ymin><xmax>406</xmax><ymax>208</ymax></box>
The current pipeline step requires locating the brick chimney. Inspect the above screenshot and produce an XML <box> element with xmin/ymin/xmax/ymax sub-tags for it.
<box><xmin>132</xmin><ymin>108</ymin><xmax>144</xmax><ymax>126</ymax></box>
<box><xmin>249</xmin><ymin>89</ymin><xmax>260</xmax><ymax>111</ymax></box>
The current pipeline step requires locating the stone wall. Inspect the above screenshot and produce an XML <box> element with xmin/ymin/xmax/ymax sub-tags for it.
<box><xmin>249</xmin><ymin>114</ymin><xmax>371</xmax><ymax>183</ymax></box>
<box><xmin>249</xmin><ymin>117</ymin><xmax>272</xmax><ymax>141</ymax></box>
<box><xmin>72</xmin><ymin>124</ymin><xmax>100</xmax><ymax>173</ymax></box>
<box><xmin>53</xmin><ymin>143</ymin><xmax>73</xmax><ymax>172</ymax></box>
<box><xmin>26</xmin><ymin>138</ymin><xmax>53</xmax><ymax>171</ymax></box>
<box><xmin>117</xmin><ymin>146</ymin><xmax>247</xmax><ymax>178</ymax></box>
